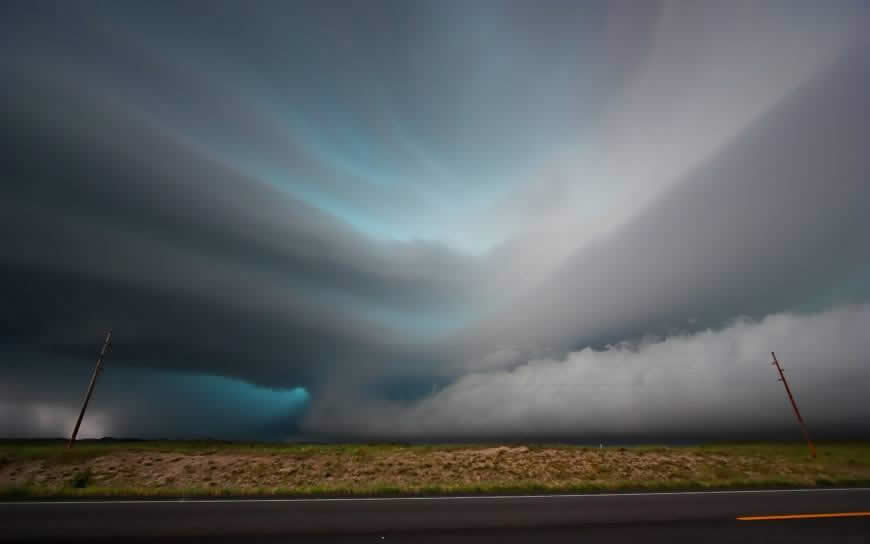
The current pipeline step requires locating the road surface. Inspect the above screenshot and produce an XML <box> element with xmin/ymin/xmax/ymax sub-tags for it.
<box><xmin>2</xmin><ymin>487</ymin><xmax>869</xmax><ymax>542</ymax></box>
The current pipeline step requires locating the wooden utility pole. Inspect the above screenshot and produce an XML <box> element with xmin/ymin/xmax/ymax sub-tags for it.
<box><xmin>771</xmin><ymin>351</ymin><xmax>816</xmax><ymax>458</ymax></box>
<box><xmin>68</xmin><ymin>330</ymin><xmax>112</xmax><ymax>448</ymax></box>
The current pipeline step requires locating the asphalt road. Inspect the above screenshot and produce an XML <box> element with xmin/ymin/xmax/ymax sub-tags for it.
<box><xmin>1</xmin><ymin>488</ymin><xmax>868</xmax><ymax>543</ymax></box>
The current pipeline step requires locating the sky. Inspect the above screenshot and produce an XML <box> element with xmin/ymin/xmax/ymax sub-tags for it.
<box><xmin>1</xmin><ymin>0</ymin><xmax>869</xmax><ymax>441</ymax></box>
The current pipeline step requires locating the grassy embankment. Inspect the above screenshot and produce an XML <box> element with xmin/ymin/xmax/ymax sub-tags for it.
<box><xmin>1</xmin><ymin>440</ymin><xmax>869</xmax><ymax>499</ymax></box>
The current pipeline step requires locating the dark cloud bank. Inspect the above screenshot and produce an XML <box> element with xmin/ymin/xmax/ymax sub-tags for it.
<box><xmin>1</xmin><ymin>1</ymin><xmax>868</xmax><ymax>441</ymax></box>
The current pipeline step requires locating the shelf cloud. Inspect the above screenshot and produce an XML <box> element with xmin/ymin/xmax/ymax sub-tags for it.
<box><xmin>1</xmin><ymin>1</ymin><xmax>868</xmax><ymax>439</ymax></box>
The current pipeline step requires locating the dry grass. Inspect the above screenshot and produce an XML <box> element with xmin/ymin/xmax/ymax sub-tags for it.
<box><xmin>1</xmin><ymin>441</ymin><xmax>869</xmax><ymax>498</ymax></box>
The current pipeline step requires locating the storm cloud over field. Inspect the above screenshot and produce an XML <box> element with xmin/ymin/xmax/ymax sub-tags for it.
<box><xmin>1</xmin><ymin>1</ymin><xmax>869</xmax><ymax>440</ymax></box>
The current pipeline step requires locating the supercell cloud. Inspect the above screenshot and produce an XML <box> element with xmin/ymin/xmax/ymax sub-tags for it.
<box><xmin>1</xmin><ymin>1</ymin><xmax>868</xmax><ymax>440</ymax></box>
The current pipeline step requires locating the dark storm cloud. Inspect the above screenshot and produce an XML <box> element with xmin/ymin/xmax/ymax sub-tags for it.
<box><xmin>0</xmin><ymin>349</ymin><xmax>310</xmax><ymax>439</ymax></box>
<box><xmin>0</xmin><ymin>81</ymin><xmax>472</xmax><ymax>388</ymax></box>
<box><xmin>1</xmin><ymin>1</ymin><xmax>869</xmax><ymax>439</ymax></box>
<box><xmin>0</xmin><ymin>2</ymin><xmax>482</xmax><ymax>410</ymax></box>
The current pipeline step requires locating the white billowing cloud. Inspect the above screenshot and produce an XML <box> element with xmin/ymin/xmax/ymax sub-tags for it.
<box><xmin>304</xmin><ymin>304</ymin><xmax>870</xmax><ymax>438</ymax></box>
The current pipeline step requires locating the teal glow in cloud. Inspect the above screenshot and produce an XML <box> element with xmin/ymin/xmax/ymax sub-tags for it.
<box><xmin>96</xmin><ymin>367</ymin><xmax>310</xmax><ymax>439</ymax></box>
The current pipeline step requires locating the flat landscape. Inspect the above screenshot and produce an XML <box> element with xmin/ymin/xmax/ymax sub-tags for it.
<box><xmin>1</xmin><ymin>441</ymin><xmax>869</xmax><ymax>499</ymax></box>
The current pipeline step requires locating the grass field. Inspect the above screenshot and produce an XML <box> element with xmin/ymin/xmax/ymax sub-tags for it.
<box><xmin>1</xmin><ymin>440</ymin><xmax>869</xmax><ymax>499</ymax></box>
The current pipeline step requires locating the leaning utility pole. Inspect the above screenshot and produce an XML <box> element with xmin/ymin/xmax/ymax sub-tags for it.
<box><xmin>68</xmin><ymin>330</ymin><xmax>112</xmax><ymax>448</ymax></box>
<box><xmin>771</xmin><ymin>351</ymin><xmax>816</xmax><ymax>458</ymax></box>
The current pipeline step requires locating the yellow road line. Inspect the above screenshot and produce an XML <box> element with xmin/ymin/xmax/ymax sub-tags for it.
<box><xmin>738</xmin><ymin>512</ymin><xmax>870</xmax><ymax>521</ymax></box>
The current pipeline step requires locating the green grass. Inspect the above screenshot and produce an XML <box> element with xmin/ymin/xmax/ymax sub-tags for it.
<box><xmin>67</xmin><ymin>468</ymin><xmax>92</xmax><ymax>489</ymax></box>
<box><xmin>697</xmin><ymin>441</ymin><xmax>870</xmax><ymax>465</ymax></box>
<box><xmin>3</xmin><ymin>476</ymin><xmax>870</xmax><ymax>501</ymax></box>
<box><xmin>0</xmin><ymin>440</ymin><xmax>475</xmax><ymax>463</ymax></box>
